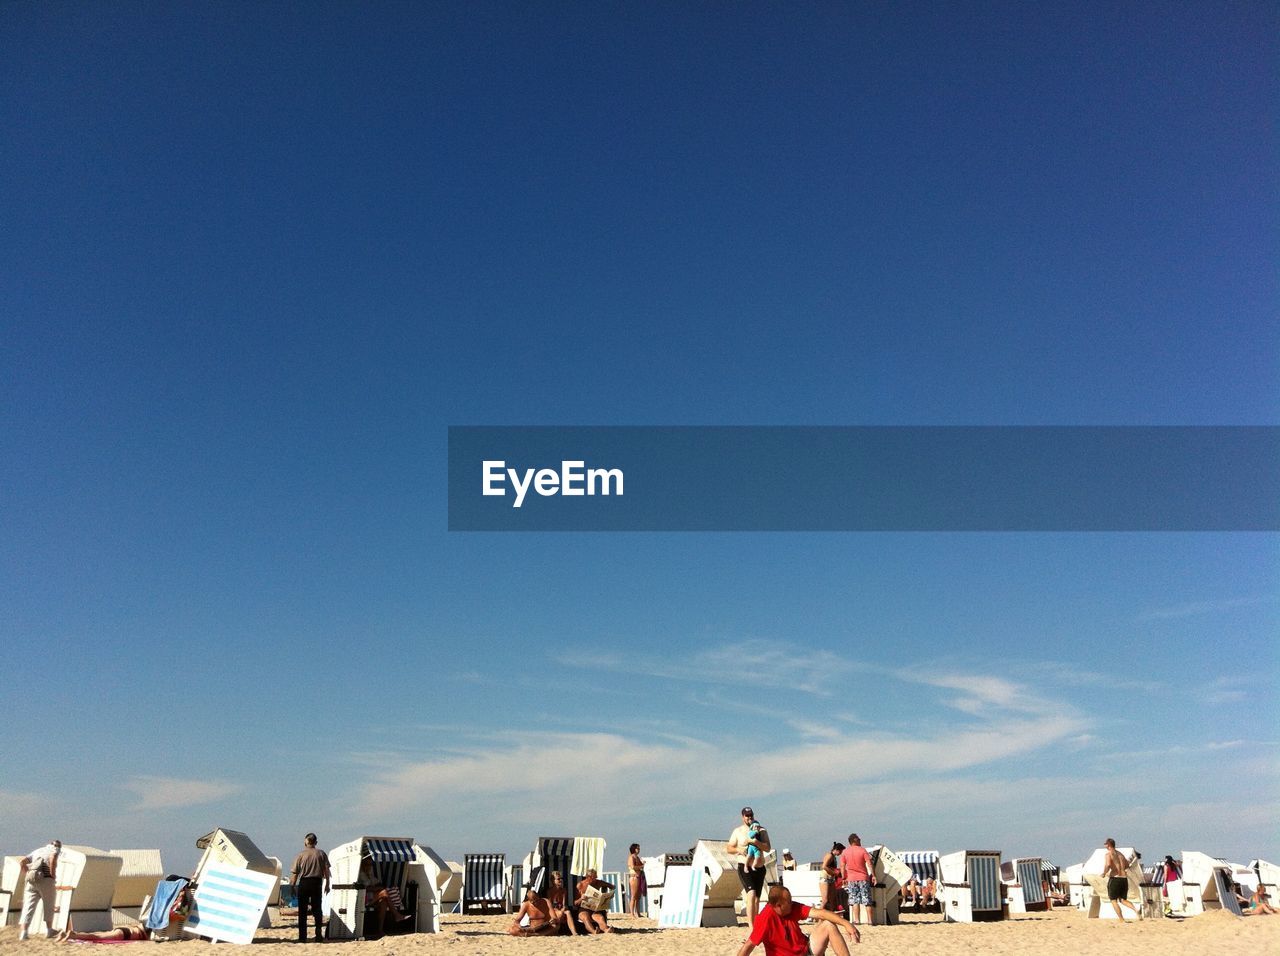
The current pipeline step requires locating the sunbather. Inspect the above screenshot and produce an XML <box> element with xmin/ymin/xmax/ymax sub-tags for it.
<box><xmin>359</xmin><ymin>858</ymin><xmax>413</xmax><ymax>936</ymax></box>
<box><xmin>1243</xmin><ymin>884</ymin><xmax>1276</xmax><ymax>915</ymax></box>
<box><xmin>575</xmin><ymin>870</ymin><xmax>615</xmax><ymax>934</ymax></box>
<box><xmin>508</xmin><ymin>888</ymin><xmax>557</xmax><ymax>936</ymax></box>
<box><xmin>56</xmin><ymin>926</ymin><xmax>151</xmax><ymax>943</ymax></box>
<box><xmin>546</xmin><ymin>871</ymin><xmax>578</xmax><ymax>935</ymax></box>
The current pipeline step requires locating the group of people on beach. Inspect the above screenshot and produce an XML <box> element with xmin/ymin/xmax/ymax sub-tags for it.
<box><xmin>12</xmin><ymin>819</ymin><xmax>1275</xmax><ymax>955</ymax></box>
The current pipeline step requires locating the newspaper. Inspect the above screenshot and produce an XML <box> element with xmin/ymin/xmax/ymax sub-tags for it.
<box><xmin>578</xmin><ymin>883</ymin><xmax>615</xmax><ymax>913</ymax></box>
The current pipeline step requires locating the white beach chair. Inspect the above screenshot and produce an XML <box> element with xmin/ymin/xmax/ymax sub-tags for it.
<box><xmin>641</xmin><ymin>852</ymin><xmax>691</xmax><ymax>921</ymax></box>
<box><xmin>106</xmin><ymin>849</ymin><xmax>163</xmax><ymax>927</ymax></box>
<box><xmin>438</xmin><ymin>861</ymin><xmax>463</xmax><ymax>915</ymax></box>
<box><xmin>328</xmin><ymin>836</ymin><xmax>421</xmax><ymax>938</ymax></box>
<box><xmin>1</xmin><ymin>856</ymin><xmax>26</xmax><ymax>927</ymax></box>
<box><xmin>1180</xmin><ymin>851</ymin><xmax>1243</xmax><ymax>917</ymax></box>
<box><xmin>939</xmin><ymin>850</ymin><xmax>1004</xmax><ymax>923</ymax></box>
<box><xmin>866</xmin><ymin>846</ymin><xmax>914</xmax><ymax>925</ymax></box>
<box><xmin>1080</xmin><ymin>846</ymin><xmax>1145</xmax><ymax>920</ymax></box>
<box><xmin>406</xmin><ymin>844</ymin><xmax>449</xmax><ymax>933</ymax></box>
<box><xmin>190</xmin><ymin>828</ymin><xmax>278</xmax><ymax>932</ymax></box>
<box><xmin>687</xmin><ymin>840</ymin><xmax>742</xmax><ymax>928</ymax></box>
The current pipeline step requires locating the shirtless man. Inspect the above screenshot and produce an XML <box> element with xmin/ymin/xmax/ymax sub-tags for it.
<box><xmin>727</xmin><ymin>807</ymin><xmax>772</xmax><ymax>922</ymax></box>
<box><xmin>508</xmin><ymin>888</ymin><xmax>557</xmax><ymax>936</ymax></box>
<box><xmin>1101</xmin><ymin>839</ymin><xmax>1141</xmax><ymax>921</ymax></box>
<box><xmin>574</xmin><ymin>870</ymin><xmax>615</xmax><ymax>934</ymax></box>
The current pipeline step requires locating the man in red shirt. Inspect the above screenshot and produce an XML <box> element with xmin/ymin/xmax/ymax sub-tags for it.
<box><xmin>838</xmin><ymin>834</ymin><xmax>874</xmax><ymax>926</ymax></box>
<box><xmin>736</xmin><ymin>885</ymin><xmax>859</xmax><ymax>956</ymax></box>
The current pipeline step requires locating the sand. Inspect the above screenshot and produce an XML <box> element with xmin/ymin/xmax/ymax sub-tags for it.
<box><xmin>3</xmin><ymin>908</ymin><xmax>1276</xmax><ymax>956</ymax></box>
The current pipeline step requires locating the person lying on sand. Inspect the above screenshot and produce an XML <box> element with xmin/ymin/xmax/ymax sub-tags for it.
<box><xmin>56</xmin><ymin>926</ymin><xmax>151</xmax><ymax>943</ymax></box>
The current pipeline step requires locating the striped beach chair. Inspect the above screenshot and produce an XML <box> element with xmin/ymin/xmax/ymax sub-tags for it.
<box><xmin>1001</xmin><ymin>857</ymin><xmax>1047</xmax><ymax>912</ymax></box>
<box><xmin>898</xmin><ymin>851</ymin><xmax>941</xmax><ymax>913</ymax></box>
<box><xmin>462</xmin><ymin>854</ymin><xmax>507</xmax><ymax>914</ymax></box>
<box><xmin>939</xmin><ymin>850</ymin><xmax>1004</xmax><ymax>923</ymax></box>
<box><xmin>327</xmin><ymin>836</ymin><xmax>419</xmax><ymax>939</ymax></box>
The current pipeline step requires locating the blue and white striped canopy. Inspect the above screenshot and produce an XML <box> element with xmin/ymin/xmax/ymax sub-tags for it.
<box><xmin>365</xmin><ymin>838</ymin><xmax>416</xmax><ymax>862</ymax></box>
<box><xmin>899</xmin><ymin>851</ymin><xmax>939</xmax><ymax>880</ymax></box>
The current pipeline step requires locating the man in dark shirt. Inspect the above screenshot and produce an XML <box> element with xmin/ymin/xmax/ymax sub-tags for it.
<box><xmin>291</xmin><ymin>833</ymin><xmax>331</xmax><ymax>942</ymax></box>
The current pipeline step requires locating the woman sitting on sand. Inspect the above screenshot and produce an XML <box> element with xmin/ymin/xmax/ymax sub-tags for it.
<box><xmin>56</xmin><ymin>926</ymin><xmax>151</xmax><ymax>943</ymax></box>
<box><xmin>1244</xmin><ymin>885</ymin><xmax>1276</xmax><ymax>916</ymax></box>
<box><xmin>508</xmin><ymin>888</ymin><xmax>557</xmax><ymax>936</ymax></box>
<box><xmin>546</xmin><ymin>871</ymin><xmax>578</xmax><ymax>935</ymax></box>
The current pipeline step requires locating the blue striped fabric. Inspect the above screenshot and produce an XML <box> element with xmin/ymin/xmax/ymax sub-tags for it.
<box><xmin>1143</xmin><ymin>866</ymin><xmax>1166</xmax><ymax>887</ymax></box>
<box><xmin>463</xmin><ymin>854</ymin><xmax>506</xmax><ymax>912</ymax></box>
<box><xmin>967</xmin><ymin>855</ymin><xmax>1001</xmax><ymax>911</ymax></box>
<box><xmin>1016</xmin><ymin>860</ymin><xmax>1045</xmax><ymax>905</ymax></box>
<box><xmin>365</xmin><ymin>839</ymin><xmax>416</xmax><ymax>862</ymax></box>
<box><xmin>600</xmin><ymin>872</ymin><xmax>625</xmax><ymax>914</ymax></box>
<box><xmin>185</xmin><ymin>864</ymin><xmax>275</xmax><ymax>944</ymax></box>
<box><xmin>537</xmin><ymin>837</ymin><xmax>575</xmax><ymax>898</ymax></box>
<box><xmin>900</xmin><ymin>851</ymin><xmax>939</xmax><ymax>881</ymax></box>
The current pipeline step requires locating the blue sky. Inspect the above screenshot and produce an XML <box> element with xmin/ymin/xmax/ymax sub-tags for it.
<box><xmin>2</xmin><ymin>2</ymin><xmax>1276</xmax><ymax>874</ymax></box>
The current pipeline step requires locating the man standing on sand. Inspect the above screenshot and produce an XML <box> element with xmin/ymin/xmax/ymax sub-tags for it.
<box><xmin>735</xmin><ymin>885</ymin><xmax>860</xmax><ymax>956</ymax></box>
<box><xmin>839</xmin><ymin>834</ymin><xmax>874</xmax><ymax>926</ymax></box>
<box><xmin>17</xmin><ymin>840</ymin><xmax>61</xmax><ymax>941</ymax></box>
<box><xmin>290</xmin><ymin>833</ymin><xmax>331</xmax><ymax>943</ymax></box>
<box><xmin>727</xmin><ymin>807</ymin><xmax>771</xmax><ymax>923</ymax></box>
<box><xmin>1101</xmin><ymin>838</ymin><xmax>1141</xmax><ymax>921</ymax></box>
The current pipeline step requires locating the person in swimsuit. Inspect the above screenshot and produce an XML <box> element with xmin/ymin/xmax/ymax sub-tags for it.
<box><xmin>1101</xmin><ymin>838</ymin><xmax>1141</xmax><ymax>920</ymax></box>
<box><xmin>1243</xmin><ymin>884</ymin><xmax>1276</xmax><ymax>915</ymax></box>
<box><xmin>546</xmin><ymin>871</ymin><xmax>579</xmax><ymax>935</ymax></box>
<box><xmin>627</xmin><ymin>843</ymin><xmax>646</xmax><ymax>917</ymax></box>
<box><xmin>508</xmin><ymin>888</ymin><xmax>557</xmax><ymax>936</ymax></box>
<box><xmin>56</xmin><ymin>926</ymin><xmax>151</xmax><ymax>943</ymax></box>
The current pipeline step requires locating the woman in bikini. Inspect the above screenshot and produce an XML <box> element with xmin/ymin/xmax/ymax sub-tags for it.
<box><xmin>627</xmin><ymin>843</ymin><xmax>645</xmax><ymax>917</ymax></box>
<box><xmin>56</xmin><ymin>926</ymin><xmax>151</xmax><ymax>943</ymax></box>
<box><xmin>508</xmin><ymin>887</ymin><xmax>557</xmax><ymax>936</ymax></box>
<box><xmin>546</xmin><ymin>871</ymin><xmax>578</xmax><ymax>935</ymax></box>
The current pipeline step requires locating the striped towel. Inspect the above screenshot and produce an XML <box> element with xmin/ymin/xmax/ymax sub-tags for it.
<box><xmin>571</xmin><ymin>838</ymin><xmax>606</xmax><ymax>876</ymax></box>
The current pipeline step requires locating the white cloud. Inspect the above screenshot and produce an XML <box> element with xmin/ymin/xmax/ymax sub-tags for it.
<box><xmin>1136</xmin><ymin>596</ymin><xmax>1274</xmax><ymax>622</ymax></box>
<box><xmin>352</xmin><ymin>656</ymin><xmax>1091</xmax><ymax>827</ymax></box>
<box><xmin>122</xmin><ymin>776</ymin><xmax>242</xmax><ymax>811</ymax></box>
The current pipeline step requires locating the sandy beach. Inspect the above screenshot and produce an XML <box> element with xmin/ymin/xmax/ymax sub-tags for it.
<box><xmin>3</xmin><ymin>909</ymin><xmax>1276</xmax><ymax>956</ymax></box>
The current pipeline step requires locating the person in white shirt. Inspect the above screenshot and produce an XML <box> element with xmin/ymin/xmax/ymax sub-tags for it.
<box><xmin>18</xmin><ymin>841</ymin><xmax>61</xmax><ymax>941</ymax></box>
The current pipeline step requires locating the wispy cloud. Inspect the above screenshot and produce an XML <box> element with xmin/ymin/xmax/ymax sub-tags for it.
<box><xmin>352</xmin><ymin>646</ymin><xmax>1090</xmax><ymax>828</ymax></box>
<box><xmin>1136</xmin><ymin>595</ymin><xmax>1274</xmax><ymax>622</ymax></box>
<box><xmin>122</xmin><ymin>776</ymin><xmax>242</xmax><ymax>811</ymax></box>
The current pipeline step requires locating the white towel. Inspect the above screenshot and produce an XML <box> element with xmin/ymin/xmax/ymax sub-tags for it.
<box><xmin>571</xmin><ymin>838</ymin><xmax>606</xmax><ymax>876</ymax></box>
